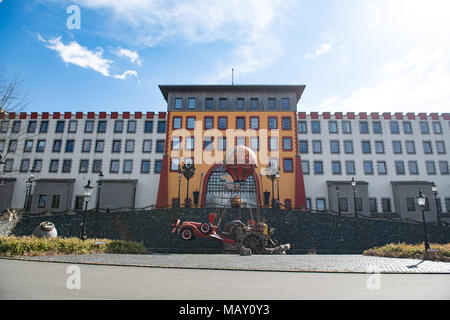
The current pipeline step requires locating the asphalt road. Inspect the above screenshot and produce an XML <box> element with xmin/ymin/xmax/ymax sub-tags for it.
<box><xmin>1</xmin><ymin>259</ymin><xmax>450</xmax><ymax>300</ymax></box>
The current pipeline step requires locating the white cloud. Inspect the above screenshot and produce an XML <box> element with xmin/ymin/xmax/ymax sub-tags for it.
<box><xmin>114</xmin><ymin>48</ymin><xmax>141</xmax><ymax>66</ymax></box>
<box><xmin>317</xmin><ymin>45</ymin><xmax>450</xmax><ymax>113</ymax></box>
<box><xmin>38</xmin><ymin>34</ymin><xmax>137</xmax><ymax>80</ymax></box>
<box><xmin>305</xmin><ymin>43</ymin><xmax>333</xmax><ymax>59</ymax></box>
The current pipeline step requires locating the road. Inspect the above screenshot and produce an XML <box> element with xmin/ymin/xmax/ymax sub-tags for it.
<box><xmin>1</xmin><ymin>259</ymin><xmax>450</xmax><ymax>300</ymax></box>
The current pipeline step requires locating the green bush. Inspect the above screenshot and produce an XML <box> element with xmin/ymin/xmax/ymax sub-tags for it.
<box><xmin>0</xmin><ymin>236</ymin><xmax>147</xmax><ymax>257</ymax></box>
<box><xmin>363</xmin><ymin>242</ymin><xmax>450</xmax><ymax>262</ymax></box>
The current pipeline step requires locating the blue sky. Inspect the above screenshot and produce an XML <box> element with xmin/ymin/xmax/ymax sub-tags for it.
<box><xmin>0</xmin><ymin>0</ymin><xmax>449</xmax><ymax>113</ymax></box>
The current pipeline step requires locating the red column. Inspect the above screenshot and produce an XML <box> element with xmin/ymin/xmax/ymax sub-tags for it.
<box><xmin>294</xmin><ymin>155</ymin><xmax>307</xmax><ymax>211</ymax></box>
<box><xmin>156</xmin><ymin>155</ymin><xmax>169</xmax><ymax>209</ymax></box>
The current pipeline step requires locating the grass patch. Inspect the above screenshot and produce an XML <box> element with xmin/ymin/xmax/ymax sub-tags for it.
<box><xmin>0</xmin><ymin>236</ymin><xmax>148</xmax><ymax>257</ymax></box>
<box><xmin>363</xmin><ymin>243</ymin><xmax>450</xmax><ymax>262</ymax></box>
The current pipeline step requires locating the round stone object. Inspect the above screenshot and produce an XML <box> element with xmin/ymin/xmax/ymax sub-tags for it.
<box><xmin>32</xmin><ymin>222</ymin><xmax>58</xmax><ymax>238</ymax></box>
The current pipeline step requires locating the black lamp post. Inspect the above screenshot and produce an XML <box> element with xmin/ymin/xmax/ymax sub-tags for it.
<box><xmin>276</xmin><ymin>170</ymin><xmax>280</xmax><ymax>202</ymax></box>
<box><xmin>181</xmin><ymin>162</ymin><xmax>195</xmax><ymax>208</ymax></box>
<box><xmin>336</xmin><ymin>185</ymin><xmax>341</xmax><ymax>216</ymax></box>
<box><xmin>96</xmin><ymin>171</ymin><xmax>104</xmax><ymax>212</ymax></box>
<box><xmin>431</xmin><ymin>182</ymin><xmax>441</xmax><ymax>225</ymax></box>
<box><xmin>267</xmin><ymin>164</ymin><xmax>279</xmax><ymax>208</ymax></box>
<box><xmin>175</xmin><ymin>166</ymin><xmax>182</xmax><ymax>208</ymax></box>
<box><xmin>417</xmin><ymin>190</ymin><xmax>430</xmax><ymax>251</ymax></box>
<box><xmin>81</xmin><ymin>180</ymin><xmax>94</xmax><ymax>240</ymax></box>
<box><xmin>23</xmin><ymin>175</ymin><xmax>35</xmax><ymax>214</ymax></box>
<box><xmin>351</xmin><ymin>177</ymin><xmax>357</xmax><ymax>218</ymax></box>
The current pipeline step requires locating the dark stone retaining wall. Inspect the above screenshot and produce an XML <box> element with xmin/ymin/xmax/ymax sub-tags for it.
<box><xmin>10</xmin><ymin>209</ymin><xmax>450</xmax><ymax>254</ymax></box>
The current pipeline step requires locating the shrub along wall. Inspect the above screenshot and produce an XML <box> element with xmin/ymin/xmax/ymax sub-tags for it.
<box><xmin>10</xmin><ymin>208</ymin><xmax>450</xmax><ymax>254</ymax></box>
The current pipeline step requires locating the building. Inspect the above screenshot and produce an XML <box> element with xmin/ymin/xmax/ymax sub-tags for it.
<box><xmin>0</xmin><ymin>85</ymin><xmax>449</xmax><ymax>223</ymax></box>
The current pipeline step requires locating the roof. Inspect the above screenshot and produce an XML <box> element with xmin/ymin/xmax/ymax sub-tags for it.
<box><xmin>159</xmin><ymin>84</ymin><xmax>306</xmax><ymax>102</ymax></box>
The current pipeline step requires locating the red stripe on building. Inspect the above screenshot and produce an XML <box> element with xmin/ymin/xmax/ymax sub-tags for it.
<box><xmin>359</xmin><ymin>112</ymin><xmax>367</xmax><ymax>119</ymax></box>
<box><xmin>334</xmin><ymin>112</ymin><xmax>343</xmax><ymax>119</ymax></box>
<box><xmin>99</xmin><ymin>112</ymin><xmax>107</xmax><ymax>119</ymax></box>
<box><xmin>123</xmin><ymin>112</ymin><xmax>130</xmax><ymax>119</ymax></box>
<box><xmin>146</xmin><ymin>112</ymin><xmax>154</xmax><ymax>119</ymax></box>
<box><xmin>346</xmin><ymin>112</ymin><xmax>355</xmax><ymax>119</ymax></box>
<box><xmin>370</xmin><ymin>112</ymin><xmax>379</xmax><ymax>119</ymax></box>
<box><xmin>322</xmin><ymin>112</ymin><xmax>331</xmax><ymax>119</ymax></box>
<box><xmin>8</xmin><ymin>112</ymin><xmax>16</xmax><ymax>119</ymax></box>
<box><xmin>53</xmin><ymin>112</ymin><xmax>61</xmax><ymax>119</ymax></box>
<box><xmin>31</xmin><ymin>112</ymin><xmax>38</xmax><ymax>119</ymax></box>
<box><xmin>134</xmin><ymin>112</ymin><xmax>142</xmax><ymax>119</ymax></box>
<box><xmin>443</xmin><ymin>113</ymin><xmax>450</xmax><ymax>120</ymax></box>
<box><xmin>41</xmin><ymin>112</ymin><xmax>49</xmax><ymax>119</ymax></box>
<box><xmin>298</xmin><ymin>112</ymin><xmax>307</xmax><ymax>119</ymax></box>
<box><xmin>406</xmin><ymin>113</ymin><xmax>415</xmax><ymax>120</ymax></box>
<box><xmin>64</xmin><ymin>112</ymin><xmax>72</xmax><ymax>119</ymax></box>
<box><xmin>395</xmin><ymin>112</ymin><xmax>403</xmax><ymax>120</ymax></box>
<box><xmin>158</xmin><ymin>112</ymin><xmax>167</xmax><ymax>119</ymax></box>
<box><xmin>383</xmin><ymin>113</ymin><xmax>392</xmax><ymax>120</ymax></box>
<box><xmin>310</xmin><ymin>112</ymin><xmax>319</xmax><ymax>119</ymax></box>
<box><xmin>294</xmin><ymin>155</ymin><xmax>307</xmax><ymax>211</ymax></box>
<box><xmin>76</xmin><ymin>112</ymin><xmax>84</xmax><ymax>119</ymax></box>
<box><xmin>111</xmin><ymin>112</ymin><xmax>119</xmax><ymax>119</ymax></box>
<box><xmin>19</xmin><ymin>112</ymin><xmax>28</xmax><ymax>119</ymax></box>
<box><xmin>418</xmin><ymin>113</ymin><xmax>428</xmax><ymax>120</ymax></box>
<box><xmin>87</xmin><ymin>112</ymin><xmax>95</xmax><ymax>119</ymax></box>
<box><xmin>430</xmin><ymin>113</ymin><xmax>439</xmax><ymax>120</ymax></box>
<box><xmin>155</xmin><ymin>155</ymin><xmax>169</xmax><ymax>209</ymax></box>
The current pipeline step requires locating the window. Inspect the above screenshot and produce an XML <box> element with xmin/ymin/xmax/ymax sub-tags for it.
<box><xmin>299</xmin><ymin>140</ymin><xmax>308</xmax><ymax>154</ymax></box>
<box><xmin>82</xmin><ymin>140</ymin><xmax>91</xmax><ymax>153</ymax></box>
<box><xmin>236</xmin><ymin>117</ymin><xmax>245</xmax><ymax>130</ymax></box>
<box><xmin>329</xmin><ymin>121</ymin><xmax>338</xmax><ymax>133</ymax></box>
<box><xmin>36</xmin><ymin>140</ymin><xmax>46</xmax><ymax>153</ymax></box>
<box><xmin>188</xmin><ymin>98</ymin><xmax>196</xmax><ymax>109</ymax></box>
<box><xmin>79</xmin><ymin>159</ymin><xmax>89</xmax><ymax>173</ymax></box>
<box><xmin>204</xmin><ymin>137</ymin><xmax>214</xmax><ymax>151</ymax></box>
<box><xmin>405</xmin><ymin>141</ymin><xmax>415</xmax><ymax>154</ymax></box>
<box><xmin>339</xmin><ymin>198</ymin><xmax>349</xmax><ymax>212</ymax></box>
<box><xmin>173</xmin><ymin>117</ymin><xmax>182</xmax><ymax>129</ymax></box>
<box><xmin>49</xmin><ymin>159</ymin><xmax>59</xmax><ymax>173</ymax></box>
<box><xmin>269</xmin><ymin>137</ymin><xmax>278</xmax><ymax>151</ymax></box>
<box><xmin>123</xmin><ymin>160</ymin><xmax>133</xmax><ymax>173</ymax></box>
<box><xmin>268</xmin><ymin>117</ymin><xmax>278</xmax><ymax>129</ymax></box>
<box><xmin>62</xmin><ymin>159</ymin><xmax>72</xmax><ymax>173</ymax></box>
<box><xmin>27</xmin><ymin>121</ymin><xmax>37</xmax><ymax>133</ymax></box>
<box><xmin>143</xmin><ymin>140</ymin><xmax>152</xmax><ymax>153</ymax></box>
<box><xmin>3</xmin><ymin>159</ymin><xmax>13</xmax><ymax>172</ymax></box>
<box><xmin>55</xmin><ymin>121</ymin><xmax>64</xmax><ymax>133</ymax></box>
<box><xmin>312</xmin><ymin>140</ymin><xmax>322</xmax><ymax>154</ymax></box>
<box><xmin>171</xmin><ymin>158</ymin><xmax>180</xmax><ymax>172</ymax></box>
<box><xmin>283</xmin><ymin>137</ymin><xmax>292</xmax><ymax>151</ymax></box>
<box><xmin>281</xmin><ymin>98</ymin><xmax>290</xmax><ymax>110</ymax></box>
<box><xmin>364</xmin><ymin>161</ymin><xmax>374</xmax><ymax>174</ymax></box>
<box><xmin>344</xmin><ymin>141</ymin><xmax>353</xmax><ymax>154</ymax></box>
<box><xmin>426</xmin><ymin>161</ymin><xmax>436</xmax><ymax>175</ymax></box>
<box><xmin>74</xmin><ymin>196</ymin><xmax>84</xmax><ymax>210</ymax></box>
<box><xmin>236</xmin><ymin>137</ymin><xmax>245</xmax><ymax>147</ymax></box>
<box><xmin>204</xmin><ymin>117</ymin><xmax>213</xmax><ymax>129</ymax></box>
<box><xmin>84</xmin><ymin>120</ymin><xmax>94</xmax><ymax>133</ymax></box>
<box><xmin>375</xmin><ymin>141</ymin><xmax>385</xmax><ymax>153</ymax></box>
<box><xmin>314</xmin><ymin>161</ymin><xmax>324</xmax><ymax>174</ymax></box>
<box><xmin>125</xmin><ymin>140</ymin><xmax>135</xmax><ymax>153</ymax></box>
<box><xmin>0</xmin><ymin>140</ymin><xmax>4</xmax><ymax>153</ymax></box>
<box><xmin>382</xmin><ymin>199</ymin><xmax>392</xmax><ymax>213</ymax></box>
<box><xmin>38</xmin><ymin>195</ymin><xmax>47</xmax><ymax>208</ymax></box>
<box><xmin>40</xmin><ymin>121</ymin><xmax>48</xmax><ymax>133</ymax></box>
<box><xmin>409</xmin><ymin>161</ymin><xmax>419</xmax><ymax>175</ymax></box>
<box><xmin>8</xmin><ymin>140</ymin><xmax>17</xmax><ymax>152</ymax></box>
<box><xmin>345</xmin><ymin>161</ymin><xmax>356</xmax><ymax>175</ymax></box>
<box><xmin>390</xmin><ymin>121</ymin><xmax>400</xmax><ymax>134</ymax></box>
<box><xmin>392</xmin><ymin>141</ymin><xmax>402</xmax><ymax>154</ymax></box>
<box><xmin>268</xmin><ymin>98</ymin><xmax>276</xmax><ymax>109</ymax></box>
<box><xmin>206</xmin><ymin>98</ymin><xmax>214</xmax><ymax>109</ymax></box>
<box><xmin>423</xmin><ymin>141</ymin><xmax>433</xmax><ymax>154</ymax></box>
<box><xmin>370</xmin><ymin>198</ymin><xmax>378</xmax><ymax>213</ymax></box>
<box><xmin>65</xmin><ymin>140</ymin><xmax>75</xmax><ymax>152</ymax></box>
<box><xmin>127</xmin><ymin>120</ymin><xmax>137</xmax><ymax>133</ymax></box>
<box><xmin>395</xmin><ymin>161</ymin><xmax>405</xmax><ymax>175</ymax></box>
<box><xmin>92</xmin><ymin>159</ymin><xmax>103</xmax><ymax>173</ymax></box>
<box><xmin>112</xmin><ymin>140</ymin><xmax>121</xmax><ymax>153</ymax></box>
<box><xmin>250</xmin><ymin>98</ymin><xmax>259</xmax><ymax>109</ymax></box>
<box><xmin>95</xmin><ymin>140</ymin><xmax>104</xmax><ymax>153</ymax></box>
<box><xmin>68</xmin><ymin>120</ymin><xmax>77</xmax><ymax>133</ymax></box>
<box><xmin>361</xmin><ymin>141</ymin><xmax>371</xmax><ymax>154</ymax></box>
<box><xmin>306</xmin><ymin>198</ymin><xmax>312</xmax><ymax>212</ymax></box>
<box><xmin>218</xmin><ymin>117</ymin><xmax>227</xmax><ymax>130</ymax></box>
<box><xmin>282</xmin><ymin>118</ymin><xmax>291</xmax><ymax>130</ymax></box>
<box><xmin>420</xmin><ymin>121</ymin><xmax>429</xmax><ymax>134</ymax></box>
<box><xmin>53</xmin><ymin>140</ymin><xmax>62</xmax><ymax>152</ymax></box>
<box><xmin>372</xmin><ymin>121</ymin><xmax>382</xmax><ymax>134</ymax></box>
<box><xmin>154</xmin><ymin>160</ymin><xmax>163</xmax><ymax>173</ymax></box>
<box><xmin>432</xmin><ymin>121</ymin><xmax>442</xmax><ymax>134</ymax></box>
<box><xmin>436</xmin><ymin>141</ymin><xmax>446</xmax><ymax>154</ymax></box>
<box><xmin>32</xmin><ymin>159</ymin><xmax>42</xmax><ymax>172</ymax></box>
<box><xmin>403</xmin><ymin>121</ymin><xmax>412</xmax><ymax>134</ymax></box>
<box><xmin>0</xmin><ymin>120</ymin><xmax>8</xmax><ymax>133</ymax></box>
<box><xmin>186</xmin><ymin>137</ymin><xmax>194</xmax><ymax>150</ymax></box>
<box><xmin>342</xmin><ymin>121</ymin><xmax>351</xmax><ymax>134</ymax></box>
<box><xmin>110</xmin><ymin>160</ymin><xmax>120</xmax><ymax>173</ymax></box>
<box><xmin>355</xmin><ymin>198</ymin><xmax>363</xmax><ymax>212</ymax></box>
<box><xmin>219</xmin><ymin>98</ymin><xmax>227</xmax><ymax>109</ymax></box>
<box><xmin>12</xmin><ymin>121</ymin><xmax>21</xmax><ymax>133</ymax></box>
<box><xmin>156</xmin><ymin>140</ymin><xmax>165</xmax><ymax>153</ymax></box>
<box><xmin>301</xmin><ymin>161</ymin><xmax>309</xmax><ymax>174</ymax></box>
<box><xmin>311</xmin><ymin>121</ymin><xmax>320</xmax><ymax>133</ymax></box>
<box><xmin>172</xmin><ymin>137</ymin><xmax>181</xmax><ymax>150</ymax></box>
<box><xmin>316</xmin><ymin>199</ymin><xmax>326</xmax><ymax>211</ymax></box>
<box><xmin>157</xmin><ymin>121</ymin><xmax>166</xmax><ymax>133</ymax></box>
<box><xmin>377</xmin><ymin>161</ymin><xmax>387</xmax><ymax>175</ymax></box>
<box><xmin>24</xmin><ymin>140</ymin><xmax>33</xmax><ymax>153</ymax></box>
<box><xmin>237</xmin><ymin>98</ymin><xmax>245</xmax><ymax>109</ymax></box>
<box><xmin>330</xmin><ymin>140</ymin><xmax>340</xmax><ymax>154</ymax></box>
<box><xmin>360</xmin><ymin>122</ymin><xmax>369</xmax><ymax>134</ymax></box>
<box><xmin>446</xmin><ymin>198</ymin><xmax>450</xmax><ymax>213</ymax></box>
<box><xmin>251</xmin><ymin>117</ymin><xmax>260</xmax><ymax>129</ymax></box>
<box><xmin>20</xmin><ymin>159</ymin><xmax>30</xmax><ymax>172</ymax></box>
<box><xmin>174</xmin><ymin>98</ymin><xmax>182</xmax><ymax>108</ymax></box>
<box><xmin>51</xmin><ymin>195</ymin><xmax>61</xmax><ymax>209</ymax></box>
<box><xmin>298</xmin><ymin>121</ymin><xmax>307</xmax><ymax>133</ymax></box>
<box><xmin>97</xmin><ymin>120</ymin><xmax>107</xmax><ymax>133</ymax></box>
<box><xmin>141</xmin><ymin>160</ymin><xmax>151</xmax><ymax>174</ymax></box>
<box><xmin>283</xmin><ymin>159</ymin><xmax>293</xmax><ymax>172</ymax></box>
<box><xmin>114</xmin><ymin>120</ymin><xmax>124</xmax><ymax>133</ymax></box>
<box><xmin>332</xmin><ymin>161</ymin><xmax>341</xmax><ymax>175</ymax></box>
<box><xmin>144</xmin><ymin>120</ymin><xmax>153</xmax><ymax>133</ymax></box>
<box><xmin>218</xmin><ymin>137</ymin><xmax>227</xmax><ymax>151</ymax></box>
<box><xmin>439</xmin><ymin>161</ymin><xmax>449</xmax><ymax>174</ymax></box>
<box><xmin>250</xmin><ymin>137</ymin><xmax>259</xmax><ymax>151</ymax></box>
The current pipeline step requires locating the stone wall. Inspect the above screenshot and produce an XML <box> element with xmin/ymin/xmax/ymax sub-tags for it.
<box><xmin>9</xmin><ymin>208</ymin><xmax>450</xmax><ymax>254</ymax></box>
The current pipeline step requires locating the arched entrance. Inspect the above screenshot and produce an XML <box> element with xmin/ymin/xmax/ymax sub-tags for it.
<box><xmin>201</xmin><ymin>165</ymin><xmax>261</xmax><ymax>208</ymax></box>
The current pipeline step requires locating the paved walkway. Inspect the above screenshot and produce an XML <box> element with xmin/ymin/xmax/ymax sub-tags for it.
<box><xmin>6</xmin><ymin>254</ymin><xmax>450</xmax><ymax>274</ymax></box>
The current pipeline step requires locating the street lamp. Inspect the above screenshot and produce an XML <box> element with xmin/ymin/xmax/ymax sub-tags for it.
<box><xmin>417</xmin><ymin>190</ymin><xmax>430</xmax><ymax>251</ymax></box>
<box><xmin>23</xmin><ymin>175</ymin><xmax>35</xmax><ymax>214</ymax></box>
<box><xmin>276</xmin><ymin>170</ymin><xmax>280</xmax><ymax>202</ymax></box>
<box><xmin>80</xmin><ymin>180</ymin><xmax>94</xmax><ymax>240</ymax></box>
<box><xmin>176</xmin><ymin>166</ymin><xmax>182</xmax><ymax>208</ymax></box>
<box><xmin>431</xmin><ymin>182</ymin><xmax>441</xmax><ymax>225</ymax></box>
<box><xmin>181</xmin><ymin>161</ymin><xmax>195</xmax><ymax>208</ymax></box>
<box><xmin>351</xmin><ymin>177</ymin><xmax>357</xmax><ymax>218</ymax></box>
<box><xmin>96</xmin><ymin>171</ymin><xmax>104</xmax><ymax>212</ymax></box>
<box><xmin>266</xmin><ymin>164</ymin><xmax>279</xmax><ymax>208</ymax></box>
<box><xmin>336</xmin><ymin>185</ymin><xmax>341</xmax><ymax>216</ymax></box>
